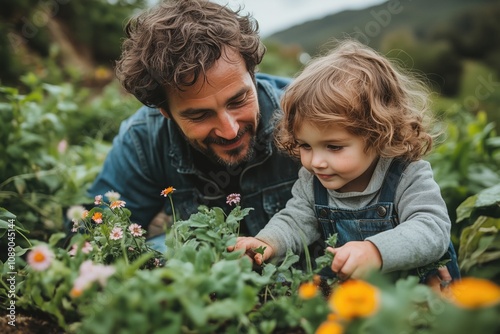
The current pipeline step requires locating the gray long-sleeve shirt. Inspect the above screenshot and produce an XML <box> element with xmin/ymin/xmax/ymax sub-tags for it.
<box><xmin>255</xmin><ymin>157</ymin><xmax>450</xmax><ymax>273</ymax></box>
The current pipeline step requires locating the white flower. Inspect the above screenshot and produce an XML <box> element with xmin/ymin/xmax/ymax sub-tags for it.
<box><xmin>104</xmin><ymin>191</ymin><xmax>121</xmax><ymax>202</ymax></box>
<box><xmin>66</xmin><ymin>205</ymin><xmax>86</xmax><ymax>221</ymax></box>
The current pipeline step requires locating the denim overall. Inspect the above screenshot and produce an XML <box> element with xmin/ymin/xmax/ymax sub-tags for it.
<box><xmin>312</xmin><ymin>158</ymin><xmax>460</xmax><ymax>282</ymax></box>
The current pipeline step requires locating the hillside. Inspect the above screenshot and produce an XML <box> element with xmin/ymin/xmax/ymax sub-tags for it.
<box><xmin>265</xmin><ymin>0</ymin><xmax>496</xmax><ymax>55</ymax></box>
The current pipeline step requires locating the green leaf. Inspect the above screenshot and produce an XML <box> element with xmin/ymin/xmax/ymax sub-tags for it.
<box><xmin>475</xmin><ymin>183</ymin><xmax>500</xmax><ymax>208</ymax></box>
<box><xmin>456</xmin><ymin>195</ymin><xmax>477</xmax><ymax>223</ymax></box>
<box><xmin>13</xmin><ymin>177</ymin><xmax>26</xmax><ymax>194</ymax></box>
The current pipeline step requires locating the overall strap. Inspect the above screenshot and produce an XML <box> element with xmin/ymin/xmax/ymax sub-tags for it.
<box><xmin>378</xmin><ymin>158</ymin><xmax>411</xmax><ymax>203</ymax></box>
<box><xmin>313</xmin><ymin>176</ymin><xmax>328</xmax><ymax>206</ymax></box>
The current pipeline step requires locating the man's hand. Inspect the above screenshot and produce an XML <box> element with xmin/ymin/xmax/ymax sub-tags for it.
<box><xmin>227</xmin><ymin>237</ymin><xmax>274</xmax><ymax>265</ymax></box>
<box><xmin>327</xmin><ymin>241</ymin><xmax>382</xmax><ymax>280</ymax></box>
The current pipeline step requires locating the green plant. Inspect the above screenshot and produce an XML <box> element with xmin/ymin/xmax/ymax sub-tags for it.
<box><xmin>0</xmin><ymin>75</ymin><xmax>140</xmax><ymax>255</ymax></box>
<box><xmin>3</xmin><ymin>191</ymin><xmax>500</xmax><ymax>334</ymax></box>
<box><xmin>455</xmin><ymin>184</ymin><xmax>500</xmax><ymax>283</ymax></box>
<box><xmin>428</xmin><ymin>109</ymin><xmax>500</xmax><ymax>241</ymax></box>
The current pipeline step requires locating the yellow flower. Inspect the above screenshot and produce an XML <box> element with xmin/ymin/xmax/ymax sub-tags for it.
<box><xmin>298</xmin><ymin>281</ymin><xmax>318</xmax><ymax>299</ymax></box>
<box><xmin>329</xmin><ymin>279</ymin><xmax>379</xmax><ymax>320</ymax></box>
<box><xmin>161</xmin><ymin>186</ymin><xmax>176</xmax><ymax>197</ymax></box>
<box><xmin>316</xmin><ymin>321</ymin><xmax>343</xmax><ymax>334</ymax></box>
<box><xmin>449</xmin><ymin>277</ymin><xmax>500</xmax><ymax>309</ymax></box>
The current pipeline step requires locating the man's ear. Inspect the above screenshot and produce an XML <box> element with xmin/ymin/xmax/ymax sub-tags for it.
<box><xmin>159</xmin><ymin>108</ymin><xmax>170</xmax><ymax>119</ymax></box>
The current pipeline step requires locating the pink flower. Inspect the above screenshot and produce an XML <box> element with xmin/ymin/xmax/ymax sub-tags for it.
<box><xmin>110</xmin><ymin>200</ymin><xmax>126</xmax><ymax>209</ymax></box>
<box><xmin>226</xmin><ymin>193</ymin><xmax>241</xmax><ymax>206</ymax></box>
<box><xmin>128</xmin><ymin>223</ymin><xmax>144</xmax><ymax>237</ymax></box>
<box><xmin>68</xmin><ymin>241</ymin><xmax>93</xmax><ymax>256</ymax></box>
<box><xmin>57</xmin><ymin>139</ymin><xmax>68</xmax><ymax>154</ymax></box>
<box><xmin>27</xmin><ymin>245</ymin><xmax>54</xmax><ymax>271</ymax></box>
<box><xmin>110</xmin><ymin>227</ymin><xmax>123</xmax><ymax>240</ymax></box>
<box><xmin>81</xmin><ymin>210</ymin><xmax>89</xmax><ymax>219</ymax></box>
<box><xmin>94</xmin><ymin>195</ymin><xmax>103</xmax><ymax>205</ymax></box>
<box><xmin>70</xmin><ymin>260</ymin><xmax>115</xmax><ymax>298</ymax></box>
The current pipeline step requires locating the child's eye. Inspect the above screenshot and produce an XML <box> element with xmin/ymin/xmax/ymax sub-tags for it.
<box><xmin>327</xmin><ymin>145</ymin><xmax>342</xmax><ymax>151</ymax></box>
<box><xmin>298</xmin><ymin>143</ymin><xmax>311</xmax><ymax>150</ymax></box>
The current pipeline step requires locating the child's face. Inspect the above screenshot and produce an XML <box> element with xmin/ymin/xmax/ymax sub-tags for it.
<box><xmin>295</xmin><ymin>121</ymin><xmax>379</xmax><ymax>193</ymax></box>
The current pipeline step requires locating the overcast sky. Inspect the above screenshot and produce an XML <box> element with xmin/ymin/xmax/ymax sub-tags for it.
<box><xmin>211</xmin><ymin>0</ymin><xmax>386</xmax><ymax>37</ymax></box>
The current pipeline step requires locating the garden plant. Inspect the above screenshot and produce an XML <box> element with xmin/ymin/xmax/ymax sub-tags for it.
<box><xmin>1</xmin><ymin>77</ymin><xmax>500</xmax><ymax>333</ymax></box>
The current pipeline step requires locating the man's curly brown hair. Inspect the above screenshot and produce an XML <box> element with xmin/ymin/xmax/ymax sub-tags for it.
<box><xmin>115</xmin><ymin>0</ymin><xmax>265</xmax><ymax>111</ymax></box>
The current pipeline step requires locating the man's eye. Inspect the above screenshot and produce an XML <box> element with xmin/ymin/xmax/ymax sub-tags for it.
<box><xmin>228</xmin><ymin>95</ymin><xmax>247</xmax><ymax>108</ymax></box>
<box><xmin>189</xmin><ymin>113</ymin><xmax>209</xmax><ymax>122</ymax></box>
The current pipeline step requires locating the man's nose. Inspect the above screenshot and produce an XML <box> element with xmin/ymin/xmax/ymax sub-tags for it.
<box><xmin>214</xmin><ymin>111</ymin><xmax>239</xmax><ymax>139</ymax></box>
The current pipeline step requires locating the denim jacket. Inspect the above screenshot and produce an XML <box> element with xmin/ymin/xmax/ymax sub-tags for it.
<box><xmin>87</xmin><ymin>73</ymin><xmax>301</xmax><ymax>236</ymax></box>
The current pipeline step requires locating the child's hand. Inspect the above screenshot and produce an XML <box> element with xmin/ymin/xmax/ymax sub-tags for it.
<box><xmin>227</xmin><ymin>237</ymin><xmax>274</xmax><ymax>265</ymax></box>
<box><xmin>327</xmin><ymin>241</ymin><xmax>382</xmax><ymax>280</ymax></box>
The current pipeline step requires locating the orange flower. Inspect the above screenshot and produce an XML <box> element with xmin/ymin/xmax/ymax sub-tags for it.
<box><xmin>70</xmin><ymin>287</ymin><xmax>83</xmax><ymax>298</ymax></box>
<box><xmin>161</xmin><ymin>186</ymin><xmax>176</xmax><ymax>197</ymax></box>
<box><xmin>110</xmin><ymin>200</ymin><xmax>126</xmax><ymax>209</ymax></box>
<box><xmin>329</xmin><ymin>279</ymin><xmax>379</xmax><ymax>320</ymax></box>
<box><xmin>298</xmin><ymin>281</ymin><xmax>318</xmax><ymax>299</ymax></box>
<box><xmin>92</xmin><ymin>212</ymin><xmax>103</xmax><ymax>224</ymax></box>
<box><xmin>316</xmin><ymin>321</ymin><xmax>343</xmax><ymax>334</ymax></box>
<box><xmin>326</xmin><ymin>313</ymin><xmax>340</xmax><ymax>322</ymax></box>
<box><xmin>448</xmin><ymin>277</ymin><xmax>500</xmax><ymax>309</ymax></box>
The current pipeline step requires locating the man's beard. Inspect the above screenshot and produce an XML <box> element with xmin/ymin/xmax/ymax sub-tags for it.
<box><xmin>200</xmin><ymin>124</ymin><xmax>256</xmax><ymax>167</ymax></box>
<box><xmin>172</xmin><ymin>122</ymin><xmax>256</xmax><ymax>167</ymax></box>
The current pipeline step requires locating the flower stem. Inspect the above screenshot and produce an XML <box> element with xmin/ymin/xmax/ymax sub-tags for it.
<box><xmin>168</xmin><ymin>195</ymin><xmax>177</xmax><ymax>223</ymax></box>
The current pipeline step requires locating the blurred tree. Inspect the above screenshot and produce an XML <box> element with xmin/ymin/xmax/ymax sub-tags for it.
<box><xmin>380</xmin><ymin>29</ymin><xmax>462</xmax><ymax>96</ymax></box>
<box><xmin>0</xmin><ymin>0</ymin><xmax>146</xmax><ymax>87</ymax></box>
<box><xmin>430</xmin><ymin>3</ymin><xmax>500</xmax><ymax>75</ymax></box>
<box><xmin>259</xmin><ymin>42</ymin><xmax>304</xmax><ymax>78</ymax></box>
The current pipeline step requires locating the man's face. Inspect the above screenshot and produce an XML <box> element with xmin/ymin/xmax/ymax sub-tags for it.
<box><xmin>163</xmin><ymin>49</ymin><xmax>260</xmax><ymax>166</ymax></box>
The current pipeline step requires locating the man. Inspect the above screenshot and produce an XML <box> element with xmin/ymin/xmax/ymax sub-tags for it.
<box><xmin>88</xmin><ymin>0</ymin><xmax>301</xmax><ymax>242</ymax></box>
<box><xmin>87</xmin><ymin>0</ymin><xmax>454</xmax><ymax>286</ymax></box>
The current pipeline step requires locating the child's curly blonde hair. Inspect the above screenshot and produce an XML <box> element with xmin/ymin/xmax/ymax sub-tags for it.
<box><xmin>275</xmin><ymin>39</ymin><xmax>436</xmax><ymax>161</ymax></box>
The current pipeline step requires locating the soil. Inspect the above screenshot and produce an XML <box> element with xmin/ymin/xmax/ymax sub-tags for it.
<box><xmin>0</xmin><ymin>310</ymin><xmax>64</xmax><ymax>334</ymax></box>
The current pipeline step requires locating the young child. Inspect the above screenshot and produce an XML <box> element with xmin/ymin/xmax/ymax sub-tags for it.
<box><xmin>231</xmin><ymin>39</ymin><xmax>459</xmax><ymax>282</ymax></box>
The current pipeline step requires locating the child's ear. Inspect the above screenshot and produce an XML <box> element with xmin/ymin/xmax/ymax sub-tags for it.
<box><xmin>159</xmin><ymin>108</ymin><xmax>170</xmax><ymax>119</ymax></box>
